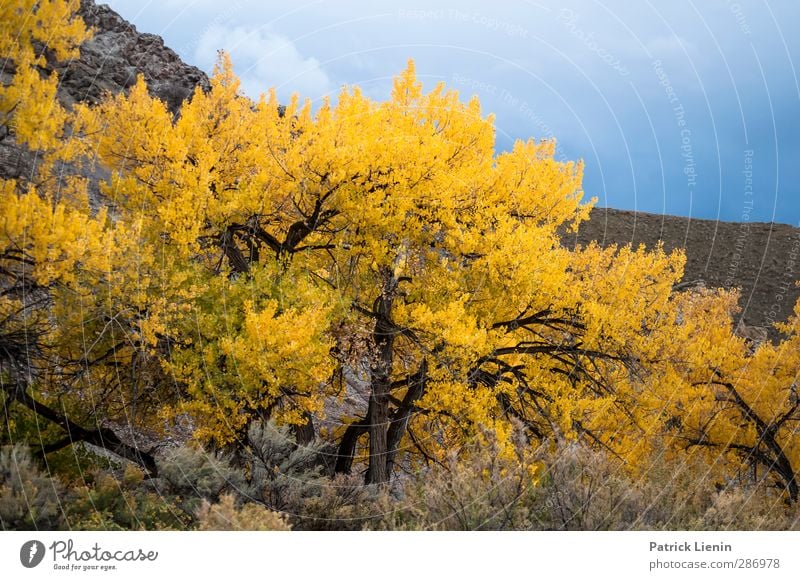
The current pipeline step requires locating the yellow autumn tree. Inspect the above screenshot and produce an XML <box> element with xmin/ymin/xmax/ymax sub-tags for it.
<box><xmin>0</xmin><ymin>0</ymin><xmax>94</xmax><ymax>403</ymax></box>
<box><xmin>658</xmin><ymin>288</ymin><xmax>800</xmax><ymax>502</ymax></box>
<box><xmin>70</xmin><ymin>55</ymin><xmax>722</xmax><ymax>485</ymax></box>
<box><xmin>5</xmin><ymin>0</ymin><xmax>800</xmax><ymax>517</ymax></box>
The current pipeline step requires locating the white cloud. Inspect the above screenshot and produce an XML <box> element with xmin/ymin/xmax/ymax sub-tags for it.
<box><xmin>194</xmin><ymin>24</ymin><xmax>334</xmax><ymax>100</ymax></box>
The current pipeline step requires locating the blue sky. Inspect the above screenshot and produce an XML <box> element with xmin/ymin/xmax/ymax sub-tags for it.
<box><xmin>105</xmin><ymin>0</ymin><xmax>800</xmax><ymax>225</ymax></box>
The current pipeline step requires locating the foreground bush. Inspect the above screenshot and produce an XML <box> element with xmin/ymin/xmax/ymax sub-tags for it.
<box><xmin>0</xmin><ymin>445</ymin><xmax>62</xmax><ymax>530</ymax></box>
<box><xmin>3</xmin><ymin>425</ymin><xmax>799</xmax><ymax>531</ymax></box>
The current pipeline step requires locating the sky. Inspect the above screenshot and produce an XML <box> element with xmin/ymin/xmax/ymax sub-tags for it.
<box><xmin>104</xmin><ymin>0</ymin><xmax>800</xmax><ymax>225</ymax></box>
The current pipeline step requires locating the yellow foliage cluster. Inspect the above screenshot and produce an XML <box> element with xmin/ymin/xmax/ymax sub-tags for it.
<box><xmin>0</xmin><ymin>0</ymin><xmax>89</xmax><ymax>153</ymax></box>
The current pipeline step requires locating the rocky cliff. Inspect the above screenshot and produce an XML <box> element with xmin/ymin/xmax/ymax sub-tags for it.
<box><xmin>56</xmin><ymin>0</ymin><xmax>210</xmax><ymax>111</ymax></box>
<box><xmin>0</xmin><ymin>0</ymin><xmax>209</xmax><ymax>184</ymax></box>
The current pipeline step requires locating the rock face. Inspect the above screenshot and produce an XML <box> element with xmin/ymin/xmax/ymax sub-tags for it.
<box><xmin>4</xmin><ymin>0</ymin><xmax>799</xmax><ymax>337</ymax></box>
<box><xmin>0</xmin><ymin>0</ymin><xmax>209</xmax><ymax>184</ymax></box>
<box><xmin>54</xmin><ymin>1</ymin><xmax>210</xmax><ymax>113</ymax></box>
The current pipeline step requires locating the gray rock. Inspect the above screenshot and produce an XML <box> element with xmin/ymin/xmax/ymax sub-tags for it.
<box><xmin>54</xmin><ymin>1</ymin><xmax>209</xmax><ymax>113</ymax></box>
<box><xmin>0</xmin><ymin>0</ymin><xmax>210</xmax><ymax>186</ymax></box>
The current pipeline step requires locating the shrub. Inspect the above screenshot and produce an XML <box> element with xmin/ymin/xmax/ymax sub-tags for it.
<box><xmin>65</xmin><ymin>464</ymin><xmax>189</xmax><ymax>530</ymax></box>
<box><xmin>390</xmin><ymin>428</ymin><xmax>539</xmax><ymax>530</ymax></box>
<box><xmin>234</xmin><ymin>422</ymin><xmax>387</xmax><ymax>530</ymax></box>
<box><xmin>196</xmin><ymin>494</ymin><xmax>290</xmax><ymax>531</ymax></box>
<box><xmin>0</xmin><ymin>445</ymin><xmax>63</xmax><ymax>530</ymax></box>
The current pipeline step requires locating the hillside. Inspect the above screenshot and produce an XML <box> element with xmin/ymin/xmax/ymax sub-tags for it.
<box><xmin>565</xmin><ymin>208</ymin><xmax>800</xmax><ymax>339</ymax></box>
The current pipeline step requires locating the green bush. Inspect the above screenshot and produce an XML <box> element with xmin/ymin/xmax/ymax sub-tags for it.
<box><xmin>65</xmin><ymin>464</ymin><xmax>189</xmax><ymax>530</ymax></box>
<box><xmin>0</xmin><ymin>444</ymin><xmax>63</xmax><ymax>530</ymax></box>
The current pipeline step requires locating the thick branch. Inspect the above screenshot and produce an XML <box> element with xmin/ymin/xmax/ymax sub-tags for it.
<box><xmin>7</xmin><ymin>384</ymin><xmax>157</xmax><ymax>476</ymax></box>
<box><xmin>219</xmin><ymin>227</ymin><xmax>250</xmax><ymax>274</ymax></box>
<box><xmin>690</xmin><ymin>376</ymin><xmax>799</xmax><ymax>501</ymax></box>
<box><xmin>489</xmin><ymin>343</ymin><xmax>626</xmax><ymax>361</ymax></box>
<box><xmin>713</xmin><ymin>378</ymin><xmax>798</xmax><ymax>501</ymax></box>
<box><xmin>491</xmin><ymin>307</ymin><xmax>586</xmax><ymax>333</ymax></box>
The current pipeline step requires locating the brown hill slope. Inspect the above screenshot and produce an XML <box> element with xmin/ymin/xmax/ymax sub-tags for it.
<box><xmin>564</xmin><ymin>208</ymin><xmax>800</xmax><ymax>338</ymax></box>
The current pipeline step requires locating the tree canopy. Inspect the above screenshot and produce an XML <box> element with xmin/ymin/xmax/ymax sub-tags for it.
<box><xmin>3</xmin><ymin>1</ymin><xmax>800</xmax><ymax>512</ymax></box>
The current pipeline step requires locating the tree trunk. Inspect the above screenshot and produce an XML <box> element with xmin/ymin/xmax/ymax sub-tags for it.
<box><xmin>385</xmin><ymin>360</ymin><xmax>427</xmax><ymax>475</ymax></box>
<box><xmin>291</xmin><ymin>412</ymin><xmax>316</xmax><ymax>446</ymax></box>
<box><xmin>334</xmin><ymin>418</ymin><xmax>368</xmax><ymax>474</ymax></box>
<box><xmin>365</xmin><ymin>271</ymin><xmax>398</xmax><ymax>486</ymax></box>
<box><xmin>366</xmin><ymin>389</ymin><xmax>390</xmax><ymax>484</ymax></box>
